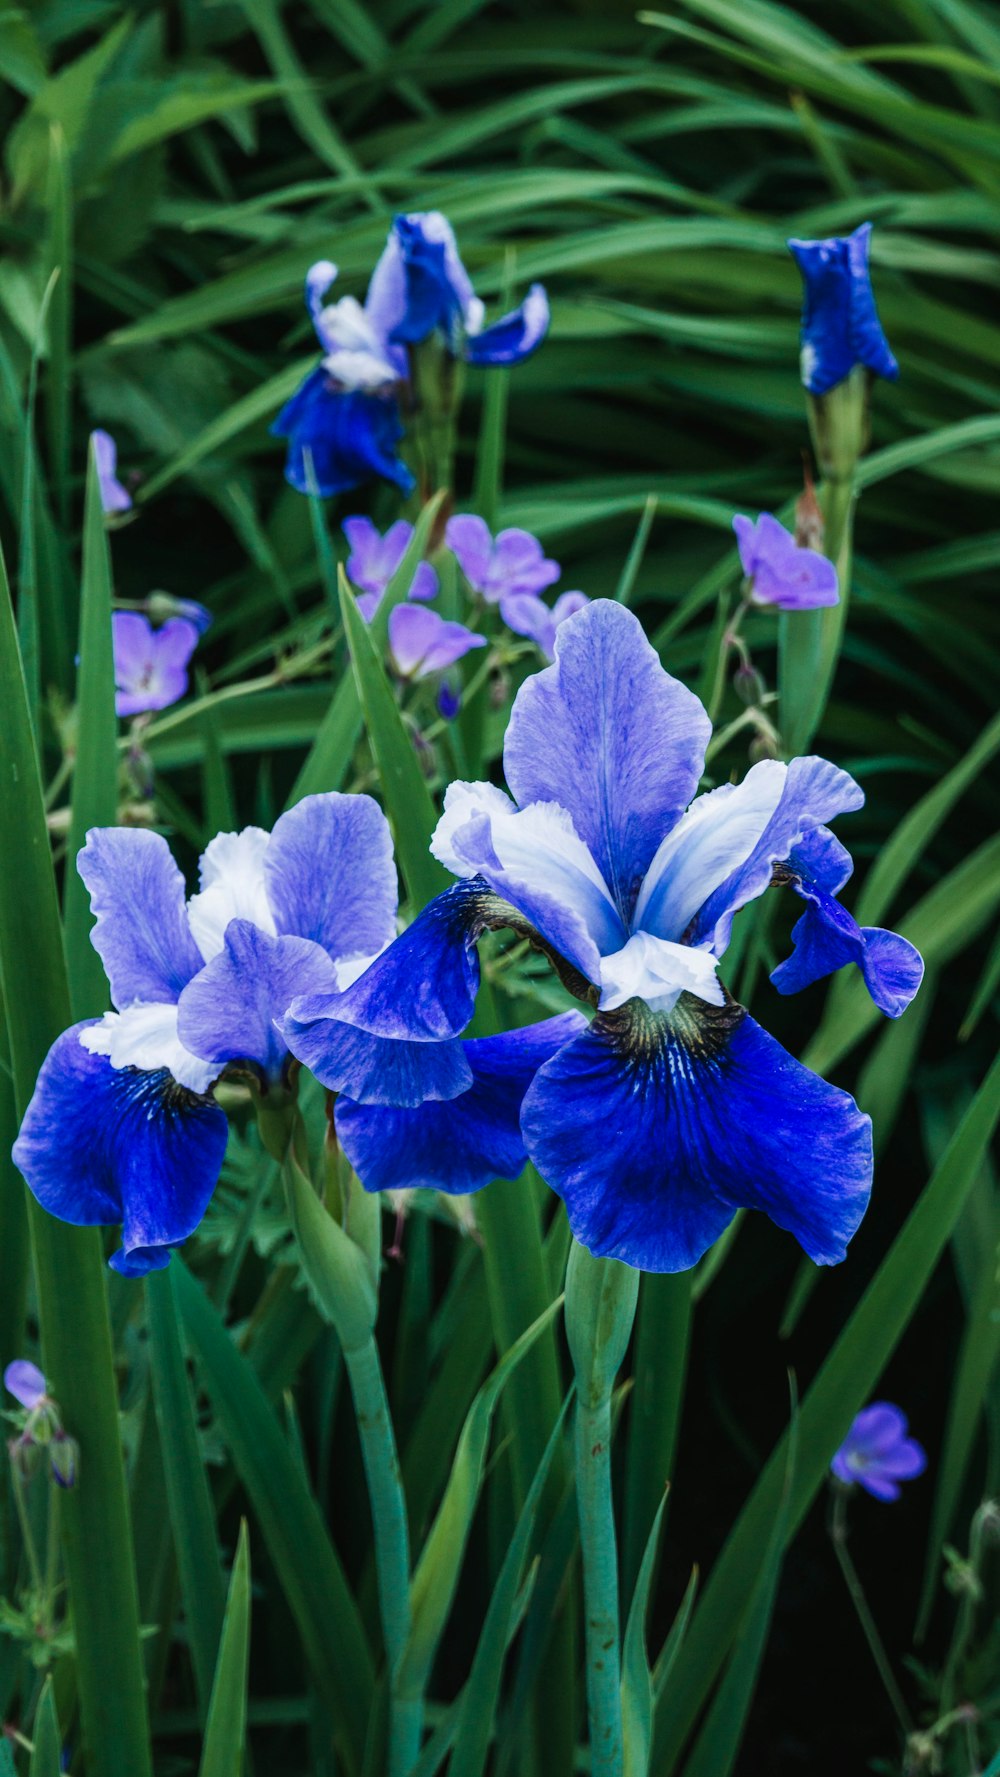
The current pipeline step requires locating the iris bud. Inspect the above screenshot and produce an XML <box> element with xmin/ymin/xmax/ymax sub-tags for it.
<box><xmin>734</xmin><ymin>665</ymin><xmax>766</xmax><ymax>708</ymax></box>
<box><xmin>49</xmin><ymin>1433</ymin><xmax>79</xmax><ymax>1489</ymax></box>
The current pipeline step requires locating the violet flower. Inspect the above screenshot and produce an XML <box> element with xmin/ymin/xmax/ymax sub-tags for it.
<box><xmin>343</xmin><ymin>516</ymin><xmax>438</xmax><ymax>620</ymax></box>
<box><xmin>445</xmin><ymin>515</ymin><xmax>560</xmax><ymax>631</ymax></box>
<box><xmin>4</xmin><ymin>1359</ymin><xmax>47</xmax><ymax>1409</ymax></box>
<box><xmin>831</xmin><ymin>1403</ymin><xmax>927</xmax><ymax>1501</ymax></box>
<box><xmin>112</xmin><ymin>612</ymin><xmax>200</xmax><ymax>717</ymax></box>
<box><xmin>388</xmin><ymin>604</ymin><xmax>486</xmax><ymax>680</ymax></box>
<box><xmin>733</xmin><ymin>513</ymin><xmax>839</xmax><ymax>611</ymax></box>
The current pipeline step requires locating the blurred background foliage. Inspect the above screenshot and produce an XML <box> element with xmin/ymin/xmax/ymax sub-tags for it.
<box><xmin>1</xmin><ymin>1</ymin><xmax>999</xmax><ymax>1773</ymax></box>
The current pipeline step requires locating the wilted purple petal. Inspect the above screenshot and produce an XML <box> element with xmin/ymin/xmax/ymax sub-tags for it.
<box><xmin>389</xmin><ymin>604</ymin><xmax>487</xmax><ymax>679</ymax></box>
<box><xmin>4</xmin><ymin>1359</ymin><xmax>47</xmax><ymax>1409</ymax></box>
<box><xmin>91</xmin><ymin>430</ymin><xmax>132</xmax><ymax>515</ymax></box>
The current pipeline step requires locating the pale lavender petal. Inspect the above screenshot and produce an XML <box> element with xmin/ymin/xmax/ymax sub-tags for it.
<box><xmin>445</xmin><ymin>514</ymin><xmax>494</xmax><ymax>589</ymax></box>
<box><xmin>733</xmin><ymin>512</ymin><xmax>839</xmax><ymax>611</ymax></box>
<box><xmin>389</xmin><ymin>604</ymin><xmax>486</xmax><ymax>679</ymax></box>
<box><xmin>91</xmin><ymin>430</ymin><xmax>131</xmax><ymax>514</ymax></box>
<box><xmin>4</xmin><ymin>1359</ymin><xmax>47</xmax><ymax>1408</ymax></box>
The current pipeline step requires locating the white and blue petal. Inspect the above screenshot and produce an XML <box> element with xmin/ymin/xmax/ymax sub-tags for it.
<box><xmin>187</xmin><ymin>827</ymin><xmax>275</xmax><ymax>962</ymax></box>
<box><xmin>336</xmin><ymin>1011</ymin><xmax>585</xmax><ymax>1195</ymax></box>
<box><xmin>263</xmin><ymin>792</ymin><xmax>398</xmax><ymax>969</ymax></box>
<box><xmin>78</xmin><ymin>829</ymin><xmax>205</xmax><ymax>1008</ymax></box>
<box><xmin>635</xmin><ymin>760</ymin><xmax>788</xmax><ymax>943</ymax></box>
<box><xmin>787</xmin><ymin>222</ymin><xmax>898</xmax><ymax>397</ymax></box>
<box><xmin>12</xmin><ymin>1022</ymin><xmax>229</xmax><ymax>1279</ymax></box>
<box><xmin>465</xmin><ymin>285</ymin><xmax>550</xmax><ymax>365</ymax></box>
<box><xmin>503</xmin><ymin>601</ymin><xmax>711</xmax><ymax>921</ymax></box>
<box><xmin>687</xmin><ymin>754</ymin><xmax>865</xmax><ymax>955</ymax></box>
<box><xmin>521</xmin><ymin>1003</ymin><xmax>872</xmax><ymax>1271</ymax></box>
<box><xmin>598</xmin><ymin>932</ymin><xmax>723</xmax><ymax>1015</ymax></box>
<box><xmin>177</xmin><ymin>922</ymin><xmax>338</xmax><ymax>1081</ymax></box>
<box><xmin>81</xmin><ymin>1003</ymin><xmax>218</xmax><ymax>1095</ymax></box>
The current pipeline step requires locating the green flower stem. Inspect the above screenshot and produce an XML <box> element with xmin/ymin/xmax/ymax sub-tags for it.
<box><xmin>341</xmin><ymin>1333</ymin><xmax>419</xmax><ymax>1777</ymax></box>
<box><xmin>830</xmin><ymin>1485</ymin><xmax>912</xmax><ymax>1735</ymax></box>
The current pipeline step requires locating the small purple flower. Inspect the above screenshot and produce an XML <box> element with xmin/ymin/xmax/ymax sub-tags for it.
<box><xmin>4</xmin><ymin>1359</ymin><xmax>47</xmax><ymax>1409</ymax></box>
<box><xmin>732</xmin><ymin>513</ymin><xmax>839</xmax><ymax>611</ymax></box>
<box><xmin>503</xmin><ymin>589</ymin><xmax>591</xmax><ymax>660</ymax></box>
<box><xmin>445</xmin><ymin>516</ymin><xmax>559</xmax><ymax>632</ymax></box>
<box><xmin>112</xmin><ymin>612</ymin><xmax>199</xmax><ymax>717</ymax></box>
<box><xmin>388</xmin><ymin>604</ymin><xmax>486</xmax><ymax>681</ymax></box>
<box><xmin>343</xmin><ymin>517</ymin><xmax>438</xmax><ymax>620</ymax></box>
<box><xmin>91</xmin><ymin>430</ymin><xmax>132</xmax><ymax>515</ymax></box>
<box><xmin>831</xmin><ymin>1403</ymin><xmax>927</xmax><ymax>1501</ymax></box>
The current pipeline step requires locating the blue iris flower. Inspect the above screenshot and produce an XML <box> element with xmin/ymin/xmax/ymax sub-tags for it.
<box><xmin>787</xmin><ymin>222</ymin><xmax>898</xmax><ymax>397</ymax></box>
<box><xmin>283</xmin><ymin>601</ymin><xmax>923</xmax><ymax>1274</ymax></box>
<box><xmin>13</xmin><ymin>795</ymin><xmax>399</xmax><ymax>1276</ymax></box>
<box><xmin>273</xmin><ymin>215</ymin><xmax>549</xmax><ymax>496</ymax></box>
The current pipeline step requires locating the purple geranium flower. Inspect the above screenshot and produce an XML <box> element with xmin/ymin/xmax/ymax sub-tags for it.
<box><xmin>91</xmin><ymin>430</ymin><xmax>132</xmax><ymax>515</ymax></box>
<box><xmin>389</xmin><ymin>604</ymin><xmax>486</xmax><ymax>680</ymax></box>
<box><xmin>445</xmin><ymin>516</ymin><xmax>560</xmax><ymax>630</ymax></box>
<box><xmin>831</xmin><ymin>1403</ymin><xmax>927</xmax><ymax>1501</ymax></box>
<box><xmin>732</xmin><ymin>514</ymin><xmax>839</xmax><ymax>611</ymax></box>
<box><xmin>112</xmin><ymin>612</ymin><xmax>200</xmax><ymax>717</ymax></box>
<box><xmin>343</xmin><ymin>517</ymin><xmax>438</xmax><ymax>620</ymax></box>
<box><xmin>12</xmin><ymin>797</ymin><xmax>399</xmax><ymax>1276</ymax></box>
<box><xmin>283</xmin><ymin>600</ymin><xmax>923</xmax><ymax>1274</ymax></box>
<box><xmin>503</xmin><ymin>590</ymin><xmax>591</xmax><ymax>659</ymax></box>
<box><xmin>4</xmin><ymin>1359</ymin><xmax>48</xmax><ymax>1409</ymax></box>
<box><xmin>787</xmin><ymin>222</ymin><xmax>898</xmax><ymax>397</ymax></box>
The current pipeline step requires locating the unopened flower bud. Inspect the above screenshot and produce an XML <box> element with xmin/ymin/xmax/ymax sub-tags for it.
<box><xmin>749</xmin><ymin>731</ymin><xmax>780</xmax><ymax>765</ymax></box>
<box><xmin>795</xmin><ymin>466</ymin><xmax>824</xmax><ymax>552</ymax></box>
<box><xmin>8</xmin><ymin>1434</ymin><xmax>41</xmax><ymax>1483</ymax></box>
<box><xmin>144</xmin><ymin>592</ymin><xmax>213</xmax><ymax>635</ymax></box>
<box><xmin>734</xmin><ymin>665</ymin><xmax>766</xmax><ymax>708</ymax></box>
<box><xmin>490</xmin><ymin>668</ymin><xmax>510</xmax><ymax>710</ymax></box>
<box><xmin>49</xmin><ymin>1432</ymin><xmax>78</xmax><ymax>1490</ymax></box>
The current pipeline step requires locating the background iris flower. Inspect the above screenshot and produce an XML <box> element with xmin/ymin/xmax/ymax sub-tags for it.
<box><xmin>285</xmin><ymin>600</ymin><xmax>922</xmax><ymax>1273</ymax></box>
<box><xmin>13</xmin><ymin>795</ymin><xmax>398</xmax><ymax>1275</ymax></box>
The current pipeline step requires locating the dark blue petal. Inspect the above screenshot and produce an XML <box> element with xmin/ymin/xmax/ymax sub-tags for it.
<box><xmin>286</xmin><ymin>1005</ymin><xmax>472</xmax><ymax>1105</ymax></box>
<box><xmin>336</xmin><ymin>1011</ymin><xmax>585</xmax><ymax>1194</ymax></box>
<box><xmin>176</xmin><ymin>922</ymin><xmax>338</xmax><ymax>1081</ymax></box>
<box><xmin>78</xmin><ymin>828</ymin><xmax>204</xmax><ymax>1008</ymax></box>
<box><xmin>770</xmin><ymin>886</ymin><xmax>923</xmax><ymax>1018</ymax></box>
<box><xmin>264</xmin><ymin>792</ymin><xmax>398</xmax><ymax>964</ymax></box>
<box><xmin>465</xmin><ymin>285</ymin><xmax>549</xmax><ymax>365</ymax></box>
<box><xmin>504</xmin><ymin>600</ymin><xmax>711</xmax><ymax>922</ymax></box>
<box><xmin>389</xmin><ymin>213</ymin><xmax>467</xmax><ymax>345</ymax></box>
<box><xmin>787</xmin><ymin>222</ymin><xmax>898</xmax><ymax>397</ymax></box>
<box><xmin>12</xmin><ymin>1022</ymin><xmax>229</xmax><ymax>1276</ymax></box>
<box><xmin>521</xmin><ymin>1003</ymin><xmax>872</xmax><ymax>1271</ymax></box>
<box><xmin>272</xmin><ymin>369</ymin><xmax>413</xmax><ymax>497</ymax></box>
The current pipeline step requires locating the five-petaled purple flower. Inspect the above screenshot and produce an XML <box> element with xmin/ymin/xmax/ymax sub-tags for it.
<box><xmin>343</xmin><ymin>516</ymin><xmax>438</xmax><ymax>620</ymax></box>
<box><xmin>112</xmin><ymin>612</ymin><xmax>200</xmax><ymax>717</ymax></box>
<box><xmin>733</xmin><ymin>513</ymin><xmax>839</xmax><ymax>611</ymax></box>
<box><xmin>831</xmin><ymin>1403</ymin><xmax>926</xmax><ymax>1501</ymax></box>
<box><xmin>388</xmin><ymin>605</ymin><xmax>486</xmax><ymax>681</ymax></box>
<box><xmin>12</xmin><ymin>796</ymin><xmax>399</xmax><ymax>1276</ymax></box>
<box><xmin>787</xmin><ymin>222</ymin><xmax>898</xmax><ymax>397</ymax></box>
<box><xmin>91</xmin><ymin>430</ymin><xmax>132</xmax><ymax>515</ymax></box>
<box><xmin>446</xmin><ymin>515</ymin><xmax>560</xmax><ymax>633</ymax></box>
<box><xmin>273</xmin><ymin>215</ymin><xmax>548</xmax><ymax>498</ymax></box>
<box><xmin>283</xmin><ymin>600</ymin><xmax>922</xmax><ymax>1272</ymax></box>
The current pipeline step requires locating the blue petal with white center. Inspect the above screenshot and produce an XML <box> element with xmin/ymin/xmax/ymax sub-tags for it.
<box><xmin>177</xmin><ymin>922</ymin><xmax>338</xmax><ymax>1082</ymax></box>
<box><xmin>336</xmin><ymin>1012</ymin><xmax>585</xmax><ymax>1195</ymax></box>
<box><xmin>787</xmin><ymin>222</ymin><xmax>899</xmax><ymax>397</ymax></box>
<box><xmin>78</xmin><ymin>828</ymin><xmax>205</xmax><ymax>1007</ymax></box>
<box><xmin>521</xmin><ymin>1002</ymin><xmax>872</xmax><ymax>1271</ymax></box>
<box><xmin>272</xmin><ymin>369</ymin><xmax>412</xmax><ymax>497</ymax></box>
<box><xmin>12</xmin><ymin>1023</ymin><xmax>229</xmax><ymax>1278</ymax></box>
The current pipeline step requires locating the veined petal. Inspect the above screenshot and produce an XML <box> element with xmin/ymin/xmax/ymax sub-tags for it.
<box><xmin>388</xmin><ymin>605</ymin><xmax>486</xmax><ymax>679</ymax></box>
<box><xmin>770</xmin><ymin>888</ymin><xmax>923</xmax><ymax>1017</ymax></box>
<box><xmin>188</xmin><ymin>828</ymin><xmax>276</xmax><ymax>962</ymax></box>
<box><xmin>503</xmin><ymin>600</ymin><xmax>711</xmax><ymax>921</ymax></box>
<box><xmin>635</xmin><ymin>760</ymin><xmax>788</xmax><ymax>943</ymax></box>
<box><xmin>598</xmin><ymin>932</ymin><xmax>724</xmax><ymax>1015</ymax></box>
<box><xmin>521</xmin><ymin>1000</ymin><xmax>872</xmax><ymax>1271</ymax></box>
<box><xmin>465</xmin><ymin>285</ymin><xmax>549</xmax><ymax>365</ymax></box>
<box><xmin>264</xmin><ymin>792</ymin><xmax>398</xmax><ymax>967</ymax></box>
<box><xmin>272</xmin><ymin>370</ymin><xmax>412</xmax><ymax>497</ymax></box>
<box><xmin>78</xmin><ymin>828</ymin><xmax>204</xmax><ymax>1008</ymax></box>
<box><xmin>336</xmin><ymin>1011</ymin><xmax>585</xmax><ymax>1194</ymax></box>
<box><xmin>688</xmin><ymin>754</ymin><xmax>865</xmax><ymax>955</ymax></box>
<box><xmin>12</xmin><ymin>1023</ymin><xmax>229</xmax><ymax>1278</ymax></box>
<box><xmin>282</xmin><ymin>993</ymin><xmax>472</xmax><ymax>1106</ymax></box>
<box><xmin>81</xmin><ymin>1003</ymin><xmax>218</xmax><ymax>1095</ymax></box>
<box><xmin>177</xmin><ymin>922</ymin><xmax>337</xmax><ymax>1080</ymax></box>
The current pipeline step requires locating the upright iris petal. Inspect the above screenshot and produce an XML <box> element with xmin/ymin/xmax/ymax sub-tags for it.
<box><xmin>787</xmin><ymin>222</ymin><xmax>898</xmax><ymax>396</ymax></box>
<box><xmin>307</xmin><ymin>599</ymin><xmax>921</xmax><ymax>1274</ymax></box>
<box><xmin>368</xmin><ymin>212</ymin><xmax>549</xmax><ymax>366</ymax></box>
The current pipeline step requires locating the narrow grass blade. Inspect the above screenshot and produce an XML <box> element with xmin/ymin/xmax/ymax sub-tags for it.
<box><xmin>615</xmin><ymin>495</ymin><xmax>658</xmax><ymax>606</ymax></box>
<box><xmin>29</xmin><ymin>1679</ymin><xmax>61</xmax><ymax>1777</ymax></box>
<box><xmin>623</xmin><ymin>1272</ymin><xmax>691</xmax><ymax>1606</ymax></box>
<box><xmin>198</xmin><ymin>1521</ymin><xmax>252</xmax><ymax>1777</ymax></box>
<box><xmin>622</xmin><ymin>1493</ymin><xmax>668</xmax><ymax>1777</ymax></box>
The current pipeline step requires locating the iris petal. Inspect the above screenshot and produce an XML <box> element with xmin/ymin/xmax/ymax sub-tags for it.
<box><xmin>465</xmin><ymin>285</ymin><xmax>550</xmax><ymax>365</ymax></box>
<box><xmin>264</xmin><ymin>792</ymin><xmax>398</xmax><ymax>966</ymax></box>
<box><xmin>177</xmin><ymin>922</ymin><xmax>338</xmax><ymax>1080</ymax></box>
<box><xmin>78</xmin><ymin>828</ymin><xmax>204</xmax><ymax>1008</ymax></box>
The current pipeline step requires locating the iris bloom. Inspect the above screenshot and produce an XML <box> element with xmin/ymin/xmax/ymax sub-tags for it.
<box><xmin>733</xmin><ymin>513</ymin><xmax>838</xmax><ymax>611</ymax></box>
<box><xmin>787</xmin><ymin>222</ymin><xmax>898</xmax><ymax>397</ymax></box>
<box><xmin>274</xmin><ymin>215</ymin><xmax>548</xmax><ymax>497</ymax></box>
<box><xmin>284</xmin><ymin>601</ymin><xmax>922</xmax><ymax>1272</ymax></box>
<box><xmin>91</xmin><ymin>430</ymin><xmax>131</xmax><ymax>515</ymax></box>
<box><xmin>831</xmin><ymin>1403</ymin><xmax>926</xmax><ymax>1500</ymax></box>
<box><xmin>343</xmin><ymin>516</ymin><xmax>438</xmax><ymax>620</ymax></box>
<box><xmin>112</xmin><ymin>611</ymin><xmax>200</xmax><ymax>717</ymax></box>
<box><xmin>13</xmin><ymin>795</ymin><xmax>398</xmax><ymax>1276</ymax></box>
<box><xmin>388</xmin><ymin>605</ymin><xmax>486</xmax><ymax>681</ymax></box>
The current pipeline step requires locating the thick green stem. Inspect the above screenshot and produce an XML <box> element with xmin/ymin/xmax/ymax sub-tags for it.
<box><xmin>342</xmin><ymin>1334</ymin><xmax>419</xmax><ymax>1777</ymax></box>
<box><xmin>576</xmin><ymin>1392</ymin><xmax>624</xmax><ymax>1777</ymax></box>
